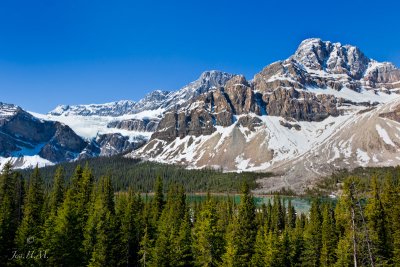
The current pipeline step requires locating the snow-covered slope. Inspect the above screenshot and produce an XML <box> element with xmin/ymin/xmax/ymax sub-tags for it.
<box><xmin>31</xmin><ymin>109</ymin><xmax>162</xmax><ymax>141</ymax></box>
<box><xmin>132</xmin><ymin>97</ymin><xmax>400</xmax><ymax>192</ymax></box>
<box><xmin>50</xmin><ymin>100</ymin><xmax>137</xmax><ymax>117</ymax></box>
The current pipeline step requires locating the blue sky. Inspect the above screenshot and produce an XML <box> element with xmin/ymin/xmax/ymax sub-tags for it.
<box><xmin>0</xmin><ymin>0</ymin><xmax>399</xmax><ymax>113</ymax></box>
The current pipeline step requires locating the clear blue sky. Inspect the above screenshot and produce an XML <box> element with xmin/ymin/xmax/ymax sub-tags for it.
<box><xmin>0</xmin><ymin>0</ymin><xmax>399</xmax><ymax>113</ymax></box>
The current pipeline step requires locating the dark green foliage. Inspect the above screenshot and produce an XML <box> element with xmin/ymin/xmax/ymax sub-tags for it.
<box><xmin>0</xmin><ymin>163</ymin><xmax>399</xmax><ymax>266</ymax></box>
<box><xmin>15</xmin><ymin>166</ymin><xmax>44</xmax><ymax>266</ymax></box>
<box><xmin>21</xmin><ymin>156</ymin><xmax>270</xmax><ymax>193</ymax></box>
<box><xmin>0</xmin><ymin>162</ymin><xmax>24</xmax><ymax>264</ymax></box>
<box><xmin>302</xmin><ymin>199</ymin><xmax>322</xmax><ymax>266</ymax></box>
<box><xmin>222</xmin><ymin>183</ymin><xmax>257</xmax><ymax>266</ymax></box>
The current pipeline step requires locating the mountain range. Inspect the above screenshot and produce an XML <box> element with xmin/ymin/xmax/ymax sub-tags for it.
<box><xmin>2</xmin><ymin>38</ymin><xmax>400</xmax><ymax>192</ymax></box>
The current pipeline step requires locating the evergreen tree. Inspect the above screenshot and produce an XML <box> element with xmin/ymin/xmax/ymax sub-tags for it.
<box><xmin>320</xmin><ymin>203</ymin><xmax>337</xmax><ymax>266</ymax></box>
<box><xmin>287</xmin><ymin>200</ymin><xmax>296</xmax><ymax>229</ymax></box>
<box><xmin>83</xmin><ymin>175</ymin><xmax>119</xmax><ymax>266</ymax></box>
<box><xmin>139</xmin><ymin>226</ymin><xmax>152</xmax><ymax>267</ymax></box>
<box><xmin>264</xmin><ymin>230</ymin><xmax>281</xmax><ymax>267</ymax></box>
<box><xmin>251</xmin><ymin>226</ymin><xmax>266</xmax><ymax>267</ymax></box>
<box><xmin>173</xmin><ymin>207</ymin><xmax>193</xmax><ymax>266</ymax></box>
<box><xmin>392</xmin><ymin>183</ymin><xmax>400</xmax><ymax>266</ymax></box>
<box><xmin>48</xmin><ymin>166</ymin><xmax>65</xmax><ymax>212</ymax></box>
<box><xmin>365</xmin><ymin>175</ymin><xmax>392</xmax><ymax>264</ymax></box>
<box><xmin>302</xmin><ymin>199</ymin><xmax>322</xmax><ymax>266</ymax></box>
<box><xmin>15</xmin><ymin>165</ymin><xmax>44</xmax><ymax>266</ymax></box>
<box><xmin>0</xmin><ymin>162</ymin><xmax>24</xmax><ymax>264</ymax></box>
<box><xmin>270</xmin><ymin>196</ymin><xmax>285</xmax><ymax>233</ymax></box>
<box><xmin>222</xmin><ymin>182</ymin><xmax>256</xmax><ymax>266</ymax></box>
<box><xmin>44</xmin><ymin>165</ymin><xmax>93</xmax><ymax>266</ymax></box>
<box><xmin>119</xmin><ymin>189</ymin><xmax>144</xmax><ymax>266</ymax></box>
<box><xmin>41</xmin><ymin>166</ymin><xmax>65</xmax><ymax>264</ymax></box>
<box><xmin>334</xmin><ymin>236</ymin><xmax>352</xmax><ymax>267</ymax></box>
<box><xmin>291</xmin><ymin>216</ymin><xmax>305</xmax><ymax>267</ymax></box>
<box><xmin>192</xmin><ymin>198</ymin><xmax>224</xmax><ymax>266</ymax></box>
<box><xmin>150</xmin><ymin>184</ymin><xmax>187</xmax><ymax>266</ymax></box>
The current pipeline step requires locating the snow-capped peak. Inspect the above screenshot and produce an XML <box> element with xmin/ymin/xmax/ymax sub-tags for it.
<box><xmin>49</xmin><ymin>100</ymin><xmax>137</xmax><ymax>117</ymax></box>
<box><xmin>0</xmin><ymin>102</ymin><xmax>21</xmax><ymax>118</ymax></box>
<box><xmin>292</xmin><ymin>38</ymin><xmax>370</xmax><ymax>79</ymax></box>
<box><xmin>160</xmin><ymin>70</ymin><xmax>235</xmax><ymax>109</ymax></box>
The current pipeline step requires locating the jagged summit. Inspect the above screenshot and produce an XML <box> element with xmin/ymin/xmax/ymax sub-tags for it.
<box><xmin>292</xmin><ymin>38</ymin><xmax>370</xmax><ymax>79</ymax></box>
<box><xmin>159</xmin><ymin>70</ymin><xmax>236</xmax><ymax>109</ymax></box>
<box><xmin>0</xmin><ymin>102</ymin><xmax>21</xmax><ymax>118</ymax></box>
<box><xmin>132</xmin><ymin>90</ymin><xmax>171</xmax><ymax>112</ymax></box>
<box><xmin>252</xmin><ymin>38</ymin><xmax>400</xmax><ymax>93</ymax></box>
<box><xmin>49</xmin><ymin>100</ymin><xmax>137</xmax><ymax>117</ymax></box>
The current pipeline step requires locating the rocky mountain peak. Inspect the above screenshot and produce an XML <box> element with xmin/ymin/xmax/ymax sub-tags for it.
<box><xmin>292</xmin><ymin>38</ymin><xmax>370</xmax><ymax>79</ymax></box>
<box><xmin>183</xmin><ymin>70</ymin><xmax>235</xmax><ymax>94</ymax></box>
<box><xmin>0</xmin><ymin>102</ymin><xmax>21</xmax><ymax>119</ymax></box>
<box><xmin>132</xmin><ymin>90</ymin><xmax>171</xmax><ymax>112</ymax></box>
<box><xmin>159</xmin><ymin>70</ymin><xmax>236</xmax><ymax>110</ymax></box>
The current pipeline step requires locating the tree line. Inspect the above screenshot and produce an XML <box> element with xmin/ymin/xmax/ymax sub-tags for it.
<box><xmin>20</xmin><ymin>156</ymin><xmax>269</xmax><ymax>193</ymax></box>
<box><xmin>1</xmin><ymin>162</ymin><xmax>400</xmax><ymax>266</ymax></box>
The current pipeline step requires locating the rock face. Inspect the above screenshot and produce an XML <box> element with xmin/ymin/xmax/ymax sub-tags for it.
<box><xmin>107</xmin><ymin>118</ymin><xmax>158</xmax><ymax>132</ymax></box>
<box><xmin>263</xmin><ymin>88</ymin><xmax>341</xmax><ymax>121</ymax></box>
<box><xmin>95</xmin><ymin>133</ymin><xmax>146</xmax><ymax>156</ymax></box>
<box><xmin>151</xmin><ymin>75</ymin><xmax>258</xmax><ymax>141</ymax></box>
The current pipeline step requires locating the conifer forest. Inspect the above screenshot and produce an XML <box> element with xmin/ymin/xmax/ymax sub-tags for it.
<box><xmin>1</xmin><ymin>162</ymin><xmax>400</xmax><ymax>266</ymax></box>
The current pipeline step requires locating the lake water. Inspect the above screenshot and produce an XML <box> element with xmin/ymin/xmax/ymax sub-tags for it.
<box><xmin>185</xmin><ymin>194</ymin><xmax>312</xmax><ymax>214</ymax></box>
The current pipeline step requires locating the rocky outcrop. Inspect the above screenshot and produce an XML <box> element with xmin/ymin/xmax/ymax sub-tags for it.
<box><xmin>379</xmin><ymin>104</ymin><xmax>400</xmax><ymax>122</ymax></box>
<box><xmin>236</xmin><ymin>116</ymin><xmax>263</xmax><ymax>131</ymax></box>
<box><xmin>95</xmin><ymin>133</ymin><xmax>146</xmax><ymax>156</ymax></box>
<box><xmin>107</xmin><ymin>118</ymin><xmax>158</xmax><ymax>132</ymax></box>
<box><xmin>363</xmin><ymin>62</ymin><xmax>400</xmax><ymax>89</ymax></box>
<box><xmin>151</xmin><ymin>75</ymin><xmax>261</xmax><ymax>141</ymax></box>
<box><xmin>263</xmin><ymin>88</ymin><xmax>341</xmax><ymax>121</ymax></box>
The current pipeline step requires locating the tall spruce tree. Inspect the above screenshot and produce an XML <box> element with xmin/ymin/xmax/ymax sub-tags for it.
<box><xmin>83</xmin><ymin>175</ymin><xmax>119</xmax><ymax>266</ymax></box>
<box><xmin>222</xmin><ymin>182</ymin><xmax>256</xmax><ymax>267</ymax></box>
<box><xmin>302</xmin><ymin>199</ymin><xmax>322</xmax><ymax>266</ymax></box>
<box><xmin>192</xmin><ymin>198</ymin><xmax>224</xmax><ymax>266</ymax></box>
<box><xmin>118</xmin><ymin>189</ymin><xmax>144</xmax><ymax>266</ymax></box>
<box><xmin>0</xmin><ymin>162</ymin><xmax>24</xmax><ymax>264</ymax></box>
<box><xmin>15</xmin><ymin>165</ymin><xmax>44</xmax><ymax>266</ymax></box>
<box><xmin>44</xmin><ymin>165</ymin><xmax>93</xmax><ymax>266</ymax></box>
<box><xmin>320</xmin><ymin>203</ymin><xmax>338</xmax><ymax>266</ymax></box>
<box><xmin>365</xmin><ymin>175</ymin><xmax>392</xmax><ymax>265</ymax></box>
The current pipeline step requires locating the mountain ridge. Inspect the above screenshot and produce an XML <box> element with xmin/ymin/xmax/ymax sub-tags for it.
<box><xmin>2</xmin><ymin>38</ymin><xmax>400</xmax><ymax>193</ymax></box>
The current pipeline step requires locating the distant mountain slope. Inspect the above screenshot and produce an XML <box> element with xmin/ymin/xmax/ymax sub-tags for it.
<box><xmin>49</xmin><ymin>70</ymin><xmax>235</xmax><ymax>117</ymax></box>
<box><xmin>0</xmin><ymin>102</ymin><xmax>89</xmax><ymax>168</ymax></box>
